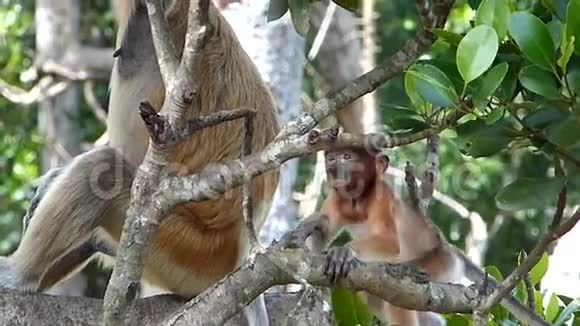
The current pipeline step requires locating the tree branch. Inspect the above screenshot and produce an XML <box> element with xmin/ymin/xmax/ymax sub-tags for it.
<box><xmin>101</xmin><ymin>1</ymin><xmax>212</xmax><ymax>325</ymax></box>
<box><xmin>162</xmin><ymin>216</ymin><xmax>480</xmax><ymax>326</ymax></box>
<box><xmin>0</xmin><ymin>76</ymin><xmax>70</xmax><ymax>105</ymax></box>
<box><xmin>277</xmin><ymin>0</ymin><xmax>454</xmax><ymax>139</ymax></box>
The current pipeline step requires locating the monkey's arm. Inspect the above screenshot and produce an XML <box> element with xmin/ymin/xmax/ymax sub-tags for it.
<box><xmin>347</xmin><ymin>234</ymin><xmax>400</xmax><ymax>261</ymax></box>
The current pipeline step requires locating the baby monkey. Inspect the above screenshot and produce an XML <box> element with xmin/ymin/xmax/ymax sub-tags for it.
<box><xmin>316</xmin><ymin>145</ymin><xmax>463</xmax><ymax>326</ymax></box>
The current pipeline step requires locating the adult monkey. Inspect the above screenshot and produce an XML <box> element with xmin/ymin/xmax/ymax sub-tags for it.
<box><xmin>0</xmin><ymin>0</ymin><xmax>279</xmax><ymax>324</ymax></box>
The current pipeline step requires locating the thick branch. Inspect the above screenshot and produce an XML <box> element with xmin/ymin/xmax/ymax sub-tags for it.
<box><xmin>159</xmin><ymin>129</ymin><xmax>440</xmax><ymax>210</ymax></box>
<box><xmin>162</xmin><ymin>218</ymin><xmax>479</xmax><ymax>326</ymax></box>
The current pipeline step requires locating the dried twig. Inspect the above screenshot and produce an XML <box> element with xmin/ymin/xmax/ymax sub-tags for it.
<box><xmin>404</xmin><ymin>162</ymin><xmax>422</xmax><ymax>212</ymax></box>
<box><xmin>83</xmin><ymin>81</ymin><xmax>107</xmax><ymax>123</ymax></box>
<box><xmin>0</xmin><ymin>76</ymin><xmax>70</xmax><ymax>105</ymax></box>
<box><xmin>421</xmin><ymin>135</ymin><xmax>439</xmax><ymax>201</ymax></box>
<box><xmin>241</xmin><ymin>112</ymin><xmax>259</xmax><ymax>248</ymax></box>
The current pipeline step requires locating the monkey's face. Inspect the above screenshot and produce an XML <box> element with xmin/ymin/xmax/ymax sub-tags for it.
<box><xmin>325</xmin><ymin>149</ymin><xmax>375</xmax><ymax>199</ymax></box>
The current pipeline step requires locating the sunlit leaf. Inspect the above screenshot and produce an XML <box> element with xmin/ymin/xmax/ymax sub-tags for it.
<box><xmin>546</xmin><ymin>293</ymin><xmax>562</xmax><ymax>323</ymax></box>
<box><xmin>519</xmin><ymin>65</ymin><xmax>561</xmax><ymax>99</ymax></box>
<box><xmin>529</xmin><ymin>252</ymin><xmax>549</xmax><ymax>286</ymax></box>
<box><xmin>475</xmin><ymin>0</ymin><xmax>510</xmax><ymax>39</ymax></box>
<box><xmin>535</xmin><ymin>290</ymin><xmax>544</xmax><ymax>316</ymax></box>
<box><xmin>331</xmin><ymin>288</ymin><xmax>374</xmax><ymax>326</ymax></box>
<box><xmin>433</xmin><ymin>29</ymin><xmax>463</xmax><ymax>46</ymax></box>
<box><xmin>457</xmin><ymin>25</ymin><xmax>499</xmax><ymax>83</ymax></box>
<box><xmin>558</xmin><ymin>30</ymin><xmax>576</xmax><ymax>73</ymax></box>
<box><xmin>445</xmin><ymin>314</ymin><xmax>471</xmax><ymax>326</ymax></box>
<box><xmin>566</xmin><ymin>0</ymin><xmax>580</xmax><ymax>54</ymax></box>
<box><xmin>508</xmin><ymin>11</ymin><xmax>556</xmax><ymax>72</ymax></box>
<box><xmin>496</xmin><ymin>176</ymin><xmax>566</xmax><ymax>211</ymax></box>
<box><xmin>485</xmin><ymin>107</ymin><xmax>505</xmax><ymax>124</ymax></box>
<box><xmin>405</xmin><ymin>64</ymin><xmax>459</xmax><ymax>107</ymax></box>
<box><xmin>267</xmin><ymin>0</ymin><xmax>289</xmax><ymax>21</ymax></box>
<box><xmin>484</xmin><ymin>265</ymin><xmax>504</xmax><ymax>281</ymax></box>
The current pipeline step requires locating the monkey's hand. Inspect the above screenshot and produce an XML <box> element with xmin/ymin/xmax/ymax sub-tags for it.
<box><xmin>323</xmin><ymin>246</ymin><xmax>360</xmax><ymax>283</ymax></box>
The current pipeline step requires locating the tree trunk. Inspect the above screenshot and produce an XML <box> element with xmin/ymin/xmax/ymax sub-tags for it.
<box><xmin>216</xmin><ymin>0</ymin><xmax>306</xmax><ymax>246</ymax></box>
<box><xmin>309</xmin><ymin>0</ymin><xmax>379</xmax><ymax>134</ymax></box>
<box><xmin>35</xmin><ymin>0</ymin><xmax>86</xmax><ymax>296</ymax></box>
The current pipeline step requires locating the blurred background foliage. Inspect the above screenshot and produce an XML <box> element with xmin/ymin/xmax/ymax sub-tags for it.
<box><xmin>0</xmin><ymin>0</ymin><xmax>577</xmax><ymax>316</ymax></box>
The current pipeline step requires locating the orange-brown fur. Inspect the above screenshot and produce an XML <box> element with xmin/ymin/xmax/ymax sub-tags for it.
<box><xmin>319</xmin><ymin>147</ymin><xmax>461</xmax><ymax>326</ymax></box>
<box><xmin>0</xmin><ymin>0</ymin><xmax>279</xmax><ymax>311</ymax></box>
<box><xmin>107</xmin><ymin>0</ymin><xmax>279</xmax><ymax>294</ymax></box>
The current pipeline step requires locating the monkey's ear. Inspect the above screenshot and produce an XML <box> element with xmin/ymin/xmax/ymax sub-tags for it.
<box><xmin>376</xmin><ymin>153</ymin><xmax>389</xmax><ymax>175</ymax></box>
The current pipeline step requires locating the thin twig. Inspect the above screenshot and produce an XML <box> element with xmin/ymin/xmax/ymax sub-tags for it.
<box><xmin>404</xmin><ymin>162</ymin><xmax>422</xmax><ymax>212</ymax></box>
<box><xmin>421</xmin><ymin>135</ymin><xmax>439</xmax><ymax>201</ymax></box>
<box><xmin>242</xmin><ymin>112</ymin><xmax>259</xmax><ymax>248</ymax></box>
<box><xmin>0</xmin><ymin>76</ymin><xmax>70</xmax><ymax>105</ymax></box>
<box><xmin>144</xmin><ymin>0</ymin><xmax>179</xmax><ymax>85</ymax></box>
<box><xmin>83</xmin><ymin>81</ymin><xmax>107</xmax><ymax>123</ymax></box>
<box><xmin>307</xmin><ymin>1</ymin><xmax>337</xmax><ymax>61</ymax></box>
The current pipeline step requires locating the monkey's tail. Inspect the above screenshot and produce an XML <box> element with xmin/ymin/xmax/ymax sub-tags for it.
<box><xmin>0</xmin><ymin>146</ymin><xmax>134</xmax><ymax>293</ymax></box>
<box><xmin>456</xmin><ymin>250</ymin><xmax>550</xmax><ymax>326</ymax></box>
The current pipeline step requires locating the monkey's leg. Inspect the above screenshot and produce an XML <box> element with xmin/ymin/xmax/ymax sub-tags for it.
<box><xmin>0</xmin><ymin>146</ymin><xmax>133</xmax><ymax>292</ymax></box>
<box><xmin>38</xmin><ymin>230</ymin><xmax>117</xmax><ymax>291</ymax></box>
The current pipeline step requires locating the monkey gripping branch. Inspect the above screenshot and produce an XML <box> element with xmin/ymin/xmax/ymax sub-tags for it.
<box><xmin>94</xmin><ymin>0</ymin><xmax>566</xmax><ymax>326</ymax></box>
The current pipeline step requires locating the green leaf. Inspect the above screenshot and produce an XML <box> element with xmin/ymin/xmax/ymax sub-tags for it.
<box><xmin>547</xmin><ymin>293</ymin><xmax>562</xmax><ymax>323</ymax></box>
<box><xmin>331</xmin><ymin>288</ymin><xmax>373</xmax><ymax>326</ymax></box>
<box><xmin>495</xmin><ymin>176</ymin><xmax>567</xmax><ymax>211</ymax></box>
<box><xmin>566</xmin><ymin>67</ymin><xmax>580</xmax><ymax>95</ymax></box>
<box><xmin>405</xmin><ymin>64</ymin><xmax>459</xmax><ymax>108</ymax></box>
<box><xmin>455</xmin><ymin>119</ymin><xmax>513</xmax><ymax>157</ymax></box>
<box><xmin>332</xmin><ymin>0</ymin><xmax>359</xmax><ymax>12</ymax></box>
<box><xmin>508</xmin><ymin>11</ymin><xmax>556</xmax><ymax>72</ymax></box>
<box><xmin>558</xmin><ymin>30</ymin><xmax>576</xmax><ymax>73</ymax></box>
<box><xmin>404</xmin><ymin>70</ymin><xmax>428</xmax><ymax>109</ymax></box>
<box><xmin>566</xmin><ymin>0</ymin><xmax>580</xmax><ymax>54</ymax></box>
<box><xmin>457</xmin><ymin>25</ymin><xmax>499</xmax><ymax>83</ymax></box>
<box><xmin>288</xmin><ymin>0</ymin><xmax>310</xmax><ymax>37</ymax></box>
<box><xmin>529</xmin><ymin>252</ymin><xmax>549</xmax><ymax>286</ymax></box>
<box><xmin>433</xmin><ymin>29</ymin><xmax>463</xmax><ymax>46</ymax></box>
<box><xmin>519</xmin><ymin>65</ymin><xmax>561</xmax><ymax>98</ymax></box>
<box><xmin>485</xmin><ymin>107</ymin><xmax>505</xmax><ymax>124</ymax></box>
<box><xmin>474</xmin><ymin>62</ymin><xmax>509</xmax><ymax>110</ymax></box>
<box><xmin>497</xmin><ymin>66</ymin><xmax>519</xmax><ymax>101</ymax></box>
<box><xmin>548</xmin><ymin>20</ymin><xmax>563</xmax><ymax>49</ymax></box>
<box><xmin>554</xmin><ymin>298</ymin><xmax>580</xmax><ymax>326</ymax></box>
<box><xmin>484</xmin><ymin>265</ymin><xmax>504</xmax><ymax>281</ymax></box>
<box><xmin>535</xmin><ymin>290</ymin><xmax>545</xmax><ymax>316</ymax></box>
<box><xmin>475</xmin><ymin>0</ymin><xmax>511</xmax><ymax>39</ymax></box>
<box><xmin>514</xmin><ymin>280</ymin><xmax>528</xmax><ymax>305</ymax></box>
<box><xmin>267</xmin><ymin>0</ymin><xmax>289</xmax><ymax>21</ymax></box>
<box><xmin>546</xmin><ymin>114</ymin><xmax>580</xmax><ymax>147</ymax></box>
<box><xmin>445</xmin><ymin>314</ymin><xmax>471</xmax><ymax>326</ymax></box>
<box><xmin>523</xmin><ymin>106</ymin><xmax>569</xmax><ymax>129</ymax></box>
